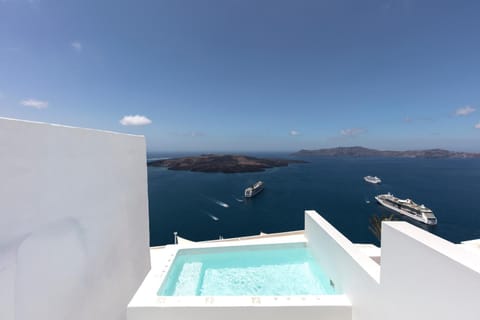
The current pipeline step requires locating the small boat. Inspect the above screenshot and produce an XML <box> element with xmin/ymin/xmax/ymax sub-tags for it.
<box><xmin>364</xmin><ymin>176</ymin><xmax>382</xmax><ymax>184</ymax></box>
<box><xmin>244</xmin><ymin>181</ymin><xmax>264</xmax><ymax>198</ymax></box>
<box><xmin>375</xmin><ymin>193</ymin><xmax>437</xmax><ymax>225</ymax></box>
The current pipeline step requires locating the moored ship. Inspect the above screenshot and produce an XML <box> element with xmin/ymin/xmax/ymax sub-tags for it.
<box><xmin>364</xmin><ymin>176</ymin><xmax>382</xmax><ymax>184</ymax></box>
<box><xmin>244</xmin><ymin>181</ymin><xmax>264</xmax><ymax>198</ymax></box>
<box><xmin>375</xmin><ymin>193</ymin><xmax>437</xmax><ymax>225</ymax></box>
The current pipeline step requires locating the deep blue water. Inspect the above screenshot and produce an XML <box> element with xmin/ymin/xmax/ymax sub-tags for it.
<box><xmin>147</xmin><ymin>153</ymin><xmax>480</xmax><ymax>246</ymax></box>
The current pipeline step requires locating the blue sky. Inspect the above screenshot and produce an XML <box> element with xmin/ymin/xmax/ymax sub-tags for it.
<box><xmin>1</xmin><ymin>0</ymin><xmax>480</xmax><ymax>152</ymax></box>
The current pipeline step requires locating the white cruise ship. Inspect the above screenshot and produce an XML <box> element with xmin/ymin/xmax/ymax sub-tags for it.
<box><xmin>244</xmin><ymin>181</ymin><xmax>264</xmax><ymax>198</ymax></box>
<box><xmin>375</xmin><ymin>193</ymin><xmax>437</xmax><ymax>225</ymax></box>
<box><xmin>364</xmin><ymin>176</ymin><xmax>382</xmax><ymax>184</ymax></box>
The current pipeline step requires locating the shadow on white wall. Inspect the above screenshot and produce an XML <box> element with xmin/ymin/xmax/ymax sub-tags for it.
<box><xmin>14</xmin><ymin>218</ymin><xmax>88</xmax><ymax>319</ymax></box>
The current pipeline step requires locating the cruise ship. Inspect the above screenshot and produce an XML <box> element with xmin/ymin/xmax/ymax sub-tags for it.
<box><xmin>364</xmin><ymin>176</ymin><xmax>381</xmax><ymax>184</ymax></box>
<box><xmin>375</xmin><ymin>193</ymin><xmax>437</xmax><ymax>225</ymax></box>
<box><xmin>244</xmin><ymin>181</ymin><xmax>264</xmax><ymax>198</ymax></box>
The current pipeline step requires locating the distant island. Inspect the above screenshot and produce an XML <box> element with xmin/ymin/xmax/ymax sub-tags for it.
<box><xmin>148</xmin><ymin>154</ymin><xmax>307</xmax><ymax>173</ymax></box>
<box><xmin>293</xmin><ymin>146</ymin><xmax>480</xmax><ymax>159</ymax></box>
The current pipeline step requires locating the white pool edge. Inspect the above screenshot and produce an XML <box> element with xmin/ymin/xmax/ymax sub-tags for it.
<box><xmin>128</xmin><ymin>235</ymin><xmax>349</xmax><ymax>308</ymax></box>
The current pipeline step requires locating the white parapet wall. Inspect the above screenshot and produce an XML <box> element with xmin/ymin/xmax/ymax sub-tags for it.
<box><xmin>305</xmin><ymin>210</ymin><xmax>480</xmax><ymax>320</ymax></box>
<box><xmin>304</xmin><ymin>210</ymin><xmax>381</xmax><ymax>320</ymax></box>
<box><xmin>0</xmin><ymin>118</ymin><xmax>151</xmax><ymax>320</ymax></box>
<box><xmin>380</xmin><ymin>221</ymin><xmax>480</xmax><ymax>320</ymax></box>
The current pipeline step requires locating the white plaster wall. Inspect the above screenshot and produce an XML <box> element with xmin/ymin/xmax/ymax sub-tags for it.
<box><xmin>0</xmin><ymin>118</ymin><xmax>151</xmax><ymax>320</ymax></box>
<box><xmin>380</xmin><ymin>222</ymin><xmax>480</xmax><ymax>320</ymax></box>
<box><xmin>305</xmin><ymin>210</ymin><xmax>480</xmax><ymax>320</ymax></box>
<box><xmin>304</xmin><ymin>211</ymin><xmax>381</xmax><ymax>320</ymax></box>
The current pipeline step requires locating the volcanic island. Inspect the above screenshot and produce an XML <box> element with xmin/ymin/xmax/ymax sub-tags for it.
<box><xmin>148</xmin><ymin>154</ymin><xmax>307</xmax><ymax>173</ymax></box>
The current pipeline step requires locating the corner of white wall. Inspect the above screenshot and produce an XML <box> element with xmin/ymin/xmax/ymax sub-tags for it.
<box><xmin>380</xmin><ymin>221</ymin><xmax>480</xmax><ymax>320</ymax></box>
<box><xmin>0</xmin><ymin>118</ymin><xmax>151</xmax><ymax>320</ymax></box>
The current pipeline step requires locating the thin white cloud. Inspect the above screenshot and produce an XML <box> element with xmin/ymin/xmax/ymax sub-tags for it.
<box><xmin>289</xmin><ymin>130</ymin><xmax>300</xmax><ymax>136</ymax></box>
<box><xmin>190</xmin><ymin>131</ymin><xmax>204</xmax><ymax>137</ymax></box>
<box><xmin>455</xmin><ymin>105</ymin><xmax>475</xmax><ymax>116</ymax></box>
<box><xmin>71</xmin><ymin>41</ymin><xmax>82</xmax><ymax>52</ymax></box>
<box><xmin>475</xmin><ymin>122</ymin><xmax>480</xmax><ymax>129</ymax></box>
<box><xmin>120</xmin><ymin>115</ymin><xmax>152</xmax><ymax>126</ymax></box>
<box><xmin>20</xmin><ymin>98</ymin><xmax>48</xmax><ymax>109</ymax></box>
<box><xmin>340</xmin><ymin>128</ymin><xmax>366</xmax><ymax>137</ymax></box>
<box><xmin>173</xmin><ymin>131</ymin><xmax>205</xmax><ymax>137</ymax></box>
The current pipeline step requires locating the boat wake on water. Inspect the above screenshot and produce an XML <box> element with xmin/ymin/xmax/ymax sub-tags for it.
<box><xmin>207</xmin><ymin>213</ymin><xmax>219</xmax><ymax>221</ymax></box>
<box><xmin>200</xmin><ymin>194</ymin><xmax>231</xmax><ymax>208</ymax></box>
<box><xmin>214</xmin><ymin>200</ymin><xmax>230</xmax><ymax>208</ymax></box>
<box><xmin>202</xmin><ymin>210</ymin><xmax>220</xmax><ymax>221</ymax></box>
<box><xmin>234</xmin><ymin>197</ymin><xmax>244</xmax><ymax>203</ymax></box>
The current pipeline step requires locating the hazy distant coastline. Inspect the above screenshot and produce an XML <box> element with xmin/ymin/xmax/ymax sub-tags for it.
<box><xmin>148</xmin><ymin>154</ymin><xmax>307</xmax><ymax>173</ymax></box>
<box><xmin>293</xmin><ymin>146</ymin><xmax>480</xmax><ymax>159</ymax></box>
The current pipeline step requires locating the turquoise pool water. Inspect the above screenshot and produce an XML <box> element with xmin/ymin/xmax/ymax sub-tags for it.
<box><xmin>158</xmin><ymin>244</ymin><xmax>337</xmax><ymax>296</ymax></box>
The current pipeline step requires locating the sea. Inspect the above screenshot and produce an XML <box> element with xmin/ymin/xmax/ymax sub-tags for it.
<box><xmin>147</xmin><ymin>152</ymin><xmax>480</xmax><ymax>246</ymax></box>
